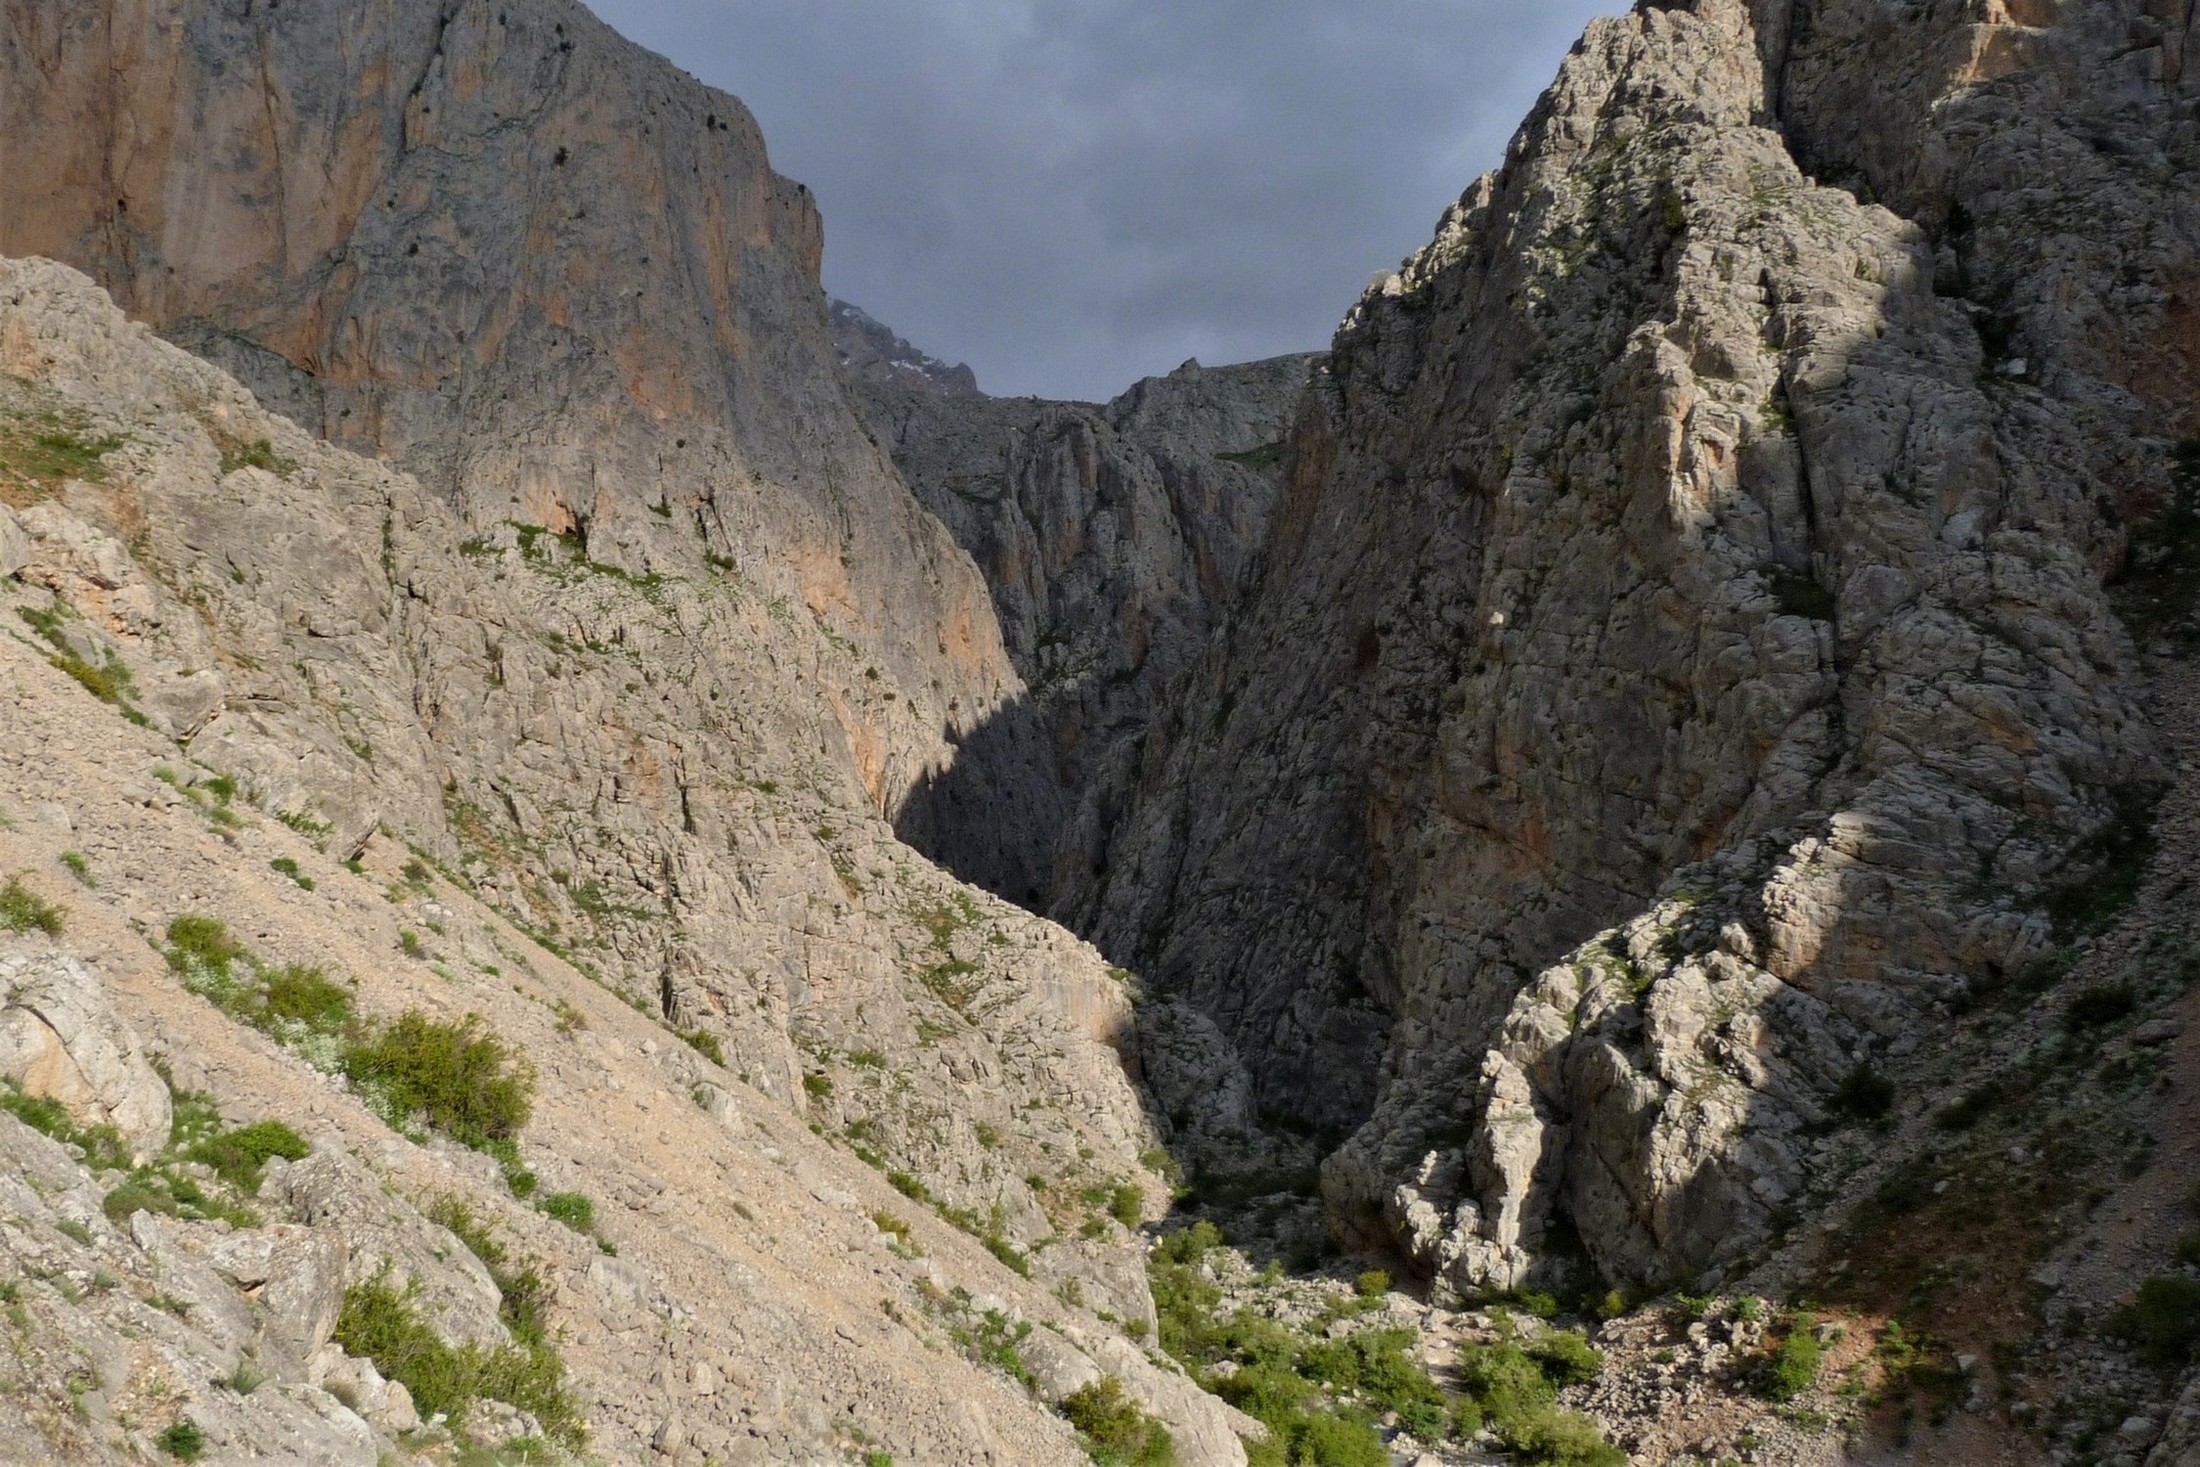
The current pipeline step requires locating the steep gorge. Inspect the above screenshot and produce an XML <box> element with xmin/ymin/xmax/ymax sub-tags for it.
<box><xmin>1063</xmin><ymin>0</ymin><xmax>2199</xmax><ymax>1298</ymax></box>
<box><xmin>1</xmin><ymin>0</ymin><xmax>2199</xmax><ymax>1462</ymax></box>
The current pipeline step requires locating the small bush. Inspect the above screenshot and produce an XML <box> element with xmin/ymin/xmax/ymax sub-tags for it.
<box><xmin>541</xmin><ymin>1191</ymin><xmax>596</xmax><ymax>1233</ymax></box>
<box><xmin>342</xmin><ymin>1011</ymin><xmax>534</xmax><ymax>1149</ymax></box>
<box><xmin>164</xmin><ymin>916</ymin><xmax>248</xmax><ymax>979</ymax></box>
<box><xmin>2112</xmin><ymin>1276</ymin><xmax>2200</xmax><ymax>1365</ymax></box>
<box><xmin>1501</xmin><ymin>1407</ymin><xmax>1626</xmax><ymax>1467</ymax></box>
<box><xmin>189</xmin><ymin>1119</ymin><xmax>309</xmax><ymax>1192</ymax></box>
<box><xmin>1109</xmin><ymin>1182</ymin><xmax>1144</xmax><ymax>1228</ymax></box>
<box><xmin>1527</xmin><ymin>1330</ymin><xmax>1604</xmax><ymax>1387</ymax></box>
<box><xmin>679</xmin><ymin>1028</ymin><xmax>725</xmax><ymax>1065</ymax></box>
<box><xmin>1060</xmin><ymin>1375</ymin><xmax>1176</xmax><ymax>1467</ymax></box>
<box><xmin>59</xmin><ymin>851</ymin><xmax>93</xmax><ymax>885</ymax></box>
<box><xmin>0</xmin><ymin>876</ymin><xmax>64</xmax><ymax>936</ymax></box>
<box><xmin>2065</xmin><ymin>984</ymin><xmax>2136</xmax><ymax>1029</ymax></box>
<box><xmin>156</xmin><ymin>1419</ymin><xmax>206</xmax><ymax>1460</ymax></box>
<box><xmin>1354</xmin><ymin>1270</ymin><xmax>1391</xmax><ymax>1300</ymax></box>
<box><xmin>1830</xmin><ymin>1062</ymin><xmax>1894</xmax><ymax>1121</ymax></box>
<box><xmin>1761</xmin><ymin>1317</ymin><xmax>1823</xmax><ymax>1400</ymax></box>
<box><xmin>333</xmin><ymin>1271</ymin><xmax>579</xmax><ymax>1441</ymax></box>
<box><xmin>261</xmin><ymin>965</ymin><xmax>352</xmax><ymax>1034</ymax></box>
<box><xmin>269</xmin><ymin>857</ymin><xmax>315</xmax><ymax>891</ymax></box>
<box><xmin>1287</xmin><ymin>1413</ymin><xmax>1387</xmax><ymax>1467</ymax></box>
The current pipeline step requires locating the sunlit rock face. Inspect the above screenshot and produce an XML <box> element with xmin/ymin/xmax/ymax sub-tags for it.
<box><xmin>0</xmin><ymin>0</ymin><xmax>1024</xmax><ymax>810</ymax></box>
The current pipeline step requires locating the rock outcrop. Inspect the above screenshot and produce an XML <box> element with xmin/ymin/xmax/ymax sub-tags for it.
<box><xmin>0</xmin><ymin>951</ymin><xmax>171</xmax><ymax>1155</ymax></box>
<box><xmin>866</xmin><ymin>353</ymin><xmax>1318</xmax><ymax>907</ymax></box>
<box><xmin>0</xmin><ymin>253</ymin><xmax>1254</xmax><ymax>1464</ymax></box>
<box><xmin>0</xmin><ymin>0</ymin><xmax>1016</xmax><ymax>820</ymax></box>
<box><xmin>831</xmin><ymin>298</ymin><xmax>983</xmax><ymax>397</ymax></box>
<box><xmin>1071</xmin><ymin>0</ymin><xmax>2193</xmax><ymax>1294</ymax></box>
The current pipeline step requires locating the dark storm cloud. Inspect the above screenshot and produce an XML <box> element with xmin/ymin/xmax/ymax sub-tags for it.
<box><xmin>584</xmin><ymin>0</ymin><xmax>1619</xmax><ymax>400</ymax></box>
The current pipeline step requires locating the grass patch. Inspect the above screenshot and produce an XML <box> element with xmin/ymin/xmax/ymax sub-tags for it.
<box><xmin>0</xmin><ymin>397</ymin><xmax>123</xmax><ymax>505</ymax></box>
<box><xmin>155</xmin><ymin>1419</ymin><xmax>205</xmax><ymax>1460</ymax></box>
<box><xmin>16</xmin><ymin>607</ymin><xmax>148</xmax><ymax>724</ymax></box>
<box><xmin>215</xmin><ymin>434</ymin><xmax>295</xmax><ymax>477</ymax></box>
<box><xmin>0</xmin><ymin>875</ymin><xmax>64</xmax><ymax>936</ymax></box>
<box><xmin>333</xmin><ymin>1270</ymin><xmax>580</xmax><ymax>1444</ymax></box>
<box><xmin>540</xmin><ymin>1192</ymin><xmax>596</xmax><ymax>1234</ymax></box>
<box><xmin>269</xmin><ymin>856</ymin><xmax>315</xmax><ymax>891</ymax></box>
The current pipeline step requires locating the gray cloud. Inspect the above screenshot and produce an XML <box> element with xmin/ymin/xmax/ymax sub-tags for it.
<box><xmin>584</xmin><ymin>0</ymin><xmax>1619</xmax><ymax>400</ymax></box>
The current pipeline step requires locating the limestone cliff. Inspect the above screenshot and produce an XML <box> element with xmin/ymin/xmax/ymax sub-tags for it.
<box><xmin>1073</xmin><ymin>0</ymin><xmax>2195</xmax><ymax>1300</ymax></box>
<box><xmin>863</xmin><ymin>354</ymin><xmax>1318</xmax><ymax>908</ymax></box>
<box><xmin>0</xmin><ymin>0</ymin><xmax>1014</xmax><ymax>815</ymax></box>
<box><xmin>0</xmin><ymin>253</ymin><xmax>1256</xmax><ymax>1464</ymax></box>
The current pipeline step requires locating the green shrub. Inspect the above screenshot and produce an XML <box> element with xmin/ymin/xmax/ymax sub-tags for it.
<box><xmin>1109</xmin><ymin>1182</ymin><xmax>1144</xmax><ymax>1228</ymax></box>
<box><xmin>270</xmin><ymin>856</ymin><xmax>315</xmax><ymax>891</ymax></box>
<box><xmin>0</xmin><ymin>876</ymin><xmax>64</xmax><ymax>936</ymax></box>
<box><xmin>164</xmin><ymin>916</ymin><xmax>248</xmax><ymax>979</ymax></box>
<box><xmin>541</xmin><ymin>1191</ymin><xmax>596</xmax><ymax>1233</ymax></box>
<box><xmin>679</xmin><ymin>1028</ymin><xmax>725</xmax><ymax>1065</ymax></box>
<box><xmin>59</xmin><ymin>850</ymin><xmax>92</xmax><ymax>885</ymax></box>
<box><xmin>332</xmin><ymin>1271</ymin><xmax>579</xmax><ymax>1441</ymax></box>
<box><xmin>189</xmin><ymin>1120</ymin><xmax>309</xmax><ymax>1192</ymax></box>
<box><xmin>1527</xmin><ymin>1330</ymin><xmax>1604</xmax><ymax>1387</ymax></box>
<box><xmin>803</xmin><ymin>1072</ymin><xmax>834</xmax><ymax>1101</ymax></box>
<box><xmin>2065</xmin><ymin>984</ymin><xmax>2136</xmax><ymax>1029</ymax></box>
<box><xmin>261</xmin><ymin>965</ymin><xmax>352</xmax><ymax>1034</ymax></box>
<box><xmin>156</xmin><ymin>1419</ymin><xmax>205</xmax><ymax>1460</ymax></box>
<box><xmin>1286</xmin><ymin>1412</ymin><xmax>1387</xmax><ymax>1467</ymax></box>
<box><xmin>342</xmin><ymin>1011</ymin><xmax>533</xmax><ymax>1149</ymax></box>
<box><xmin>1501</xmin><ymin>1406</ymin><xmax>1627</xmax><ymax>1467</ymax></box>
<box><xmin>1353</xmin><ymin>1270</ymin><xmax>1390</xmax><ymax>1299</ymax></box>
<box><xmin>1830</xmin><ymin>1062</ymin><xmax>1894</xmax><ymax>1121</ymax></box>
<box><xmin>2112</xmin><ymin>1276</ymin><xmax>2200</xmax><ymax>1365</ymax></box>
<box><xmin>1060</xmin><ymin>1375</ymin><xmax>1176</xmax><ymax>1467</ymax></box>
<box><xmin>1761</xmin><ymin>1317</ymin><xmax>1823</xmax><ymax>1400</ymax></box>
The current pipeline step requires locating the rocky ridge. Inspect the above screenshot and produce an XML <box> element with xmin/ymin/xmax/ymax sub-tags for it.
<box><xmin>0</xmin><ymin>252</ymin><xmax>1258</xmax><ymax>1464</ymax></box>
<box><xmin>830</xmin><ymin>300</ymin><xmax>983</xmax><ymax>398</ymax></box>
<box><xmin>0</xmin><ymin>0</ymin><xmax>1011</xmax><ymax>820</ymax></box>
<box><xmin>1068</xmin><ymin>0</ymin><xmax>2188</xmax><ymax>1301</ymax></box>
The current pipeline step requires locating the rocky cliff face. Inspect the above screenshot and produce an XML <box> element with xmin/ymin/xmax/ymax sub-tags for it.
<box><xmin>1072</xmin><ymin>0</ymin><xmax>2195</xmax><ymax>1300</ymax></box>
<box><xmin>863</xmin><ymin>354</ymin><xmax>1318</xmax><ymax>908</ymax></box>
<box><xmin>830</xmin><ymin>298</ymin><xmax>983</xmax><ymax>397</ymax></box>
<box><xmin>0</xmin><ymin>0</ymin><xmax>1013</xmax><ymax>816</ymax></box>
<box><xmin>0</xmin><ymin>253</ymin><xmax>1256</xmax><ymax>1464</ymax></box>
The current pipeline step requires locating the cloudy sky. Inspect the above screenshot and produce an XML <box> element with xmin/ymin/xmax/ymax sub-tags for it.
<box><xmin>586</xmin><ymin>0</ymin><xmax>1617</xmax><ymax>401</ymax></box>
